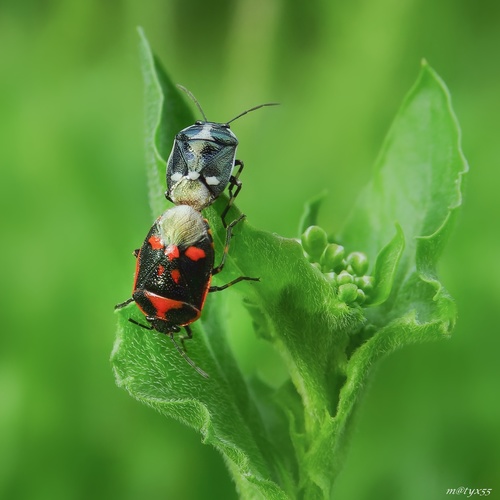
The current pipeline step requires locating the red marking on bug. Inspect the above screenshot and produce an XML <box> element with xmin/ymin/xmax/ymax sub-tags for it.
<box><xmin>145</xmin><ymin>291</ymin><xmax>184</xmax><ymax>320</ymax></box>
<box><xmin>165</xmin><ymin>244</ymin><xmax>180</xmax><ymax>261</ymax></box>
<box><xmin>148</xmin><ymin>235</ymin><xmax>163</xmax><ymax>250</ymax></box>
<box><xmin>171</xmin><ymin>269</ymin><xmax>181</xmax><ymax>284</ymax></box>
<box><xmin>157</xmin><ymin>264</ymin><xmax>165</xmax><ymax>276</ymax></box>
<box><xmin>185</xmin><ymin>246</ymin><xmax>206</xmax><ymax>261</ymax></box>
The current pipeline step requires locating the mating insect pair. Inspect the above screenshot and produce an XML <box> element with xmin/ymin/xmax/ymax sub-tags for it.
<box><xmin>116</xmin><ymin>87</ymin><xmax>276</xmax><ymax>377</ymax></box>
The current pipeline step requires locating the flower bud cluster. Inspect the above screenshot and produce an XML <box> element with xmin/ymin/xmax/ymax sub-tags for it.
<box><xmin>301</xmin><ymin>225</ymin><xmax>374</xmax><ymax>305</ymax></box>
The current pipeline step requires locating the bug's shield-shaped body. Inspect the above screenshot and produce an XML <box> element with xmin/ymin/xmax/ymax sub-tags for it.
<box><xmin>133</xmin><ymin>205</ymin><xmax>215</xmax><ymax>331</ymax></box>
<box><xmin>166</xmin><ymin>122</ymin><xmax>238</xmax><ymax>211</ymax></box>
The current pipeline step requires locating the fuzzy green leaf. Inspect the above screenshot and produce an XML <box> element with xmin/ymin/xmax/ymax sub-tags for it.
<box><xmin>112</xmin><ymin>298</ymin><xmax>291</xmax><ymax>499</ymax></box>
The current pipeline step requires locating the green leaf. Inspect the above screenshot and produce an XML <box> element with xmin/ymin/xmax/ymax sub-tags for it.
<box><xmin>112</xmin><ymin>32</ymin><xmax>467</xmax><ymax>499</ymax></box>
<box><xmin>328</xmin><ymin>61</ymin><xmax>468</xmax><ymax>480</ymax></box>
<box><xmin>138</xmin><ymin>27</ymin><xmax>194</xmax><ymax>217</ymax></box>
<box><xmin>340</xmin><ymin>61</ymin><xmax>468</xmax><ymax>280</ymax></box>
<box><xmin>112</xmin><ymin>299</ymin><xmax>291</xmax><ymax>499</ymax></box>
<box><xmin>340</xmin><ymin>61</ymin><xmax>467</xmax><ymax>328</ymax></box>
<box><xmin>366</xmin><ymin>223</ymin><xmax>405</xmax><ymax>306</ymax></box>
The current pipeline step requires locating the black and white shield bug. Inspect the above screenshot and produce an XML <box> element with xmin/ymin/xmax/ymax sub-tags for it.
<box><xmin>115</xmin><ymin>205</ymin><xmax>259</xmax><ymax>377</ymax></box>
<box><xmin>166</xmin><ymin>86</ymin><xmax>278</xmax><ymax>226</ymax></box>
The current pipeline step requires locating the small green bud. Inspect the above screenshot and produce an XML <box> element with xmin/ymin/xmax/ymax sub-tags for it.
<box><xmin>301</xmin><ymin>225</ymin><xmax>328</xmax><ymax>260</ymax></box>
<box><xmin>356</xmin><ymin>288</ymin><xmax>366</xmax><ymax>304</ymax></box>
<box><xmin>346</xmin><ymin>251</ymin><xmax>369</xmax><ymax>276</ymax></box>
<box><xmin>338</xmin><ymin>283</ymin><xmax>358</xmax><ymax>303</ymax></box>
<box><xmin>337</xmin><ymin>270</ymin><xmax>354</xmax><ymax>285</ymax></box>
<box><xmin>325</xmin><ymin>272</ymin><xmax>337</xmax><ymax>282</ymax></box>
<box><xmin>320</xmin><ymin>243</ymin><xmax>345</xmax><ymax>272</ymax></box>
<box><xmin>355</xmin><ymin>275</ymin><xmax>375</xmax><ymax>293</ymax></box>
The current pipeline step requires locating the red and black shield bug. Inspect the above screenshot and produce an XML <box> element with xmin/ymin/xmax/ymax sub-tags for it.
<box><xmin>166</xmin><ymin>86</ymin><xmax>278</xmax><ymax>227</ymax></box>
<box><xmin>115</xmin><ymin>205</ymin><xmax>258</xmax><ymax>377</ymax></box>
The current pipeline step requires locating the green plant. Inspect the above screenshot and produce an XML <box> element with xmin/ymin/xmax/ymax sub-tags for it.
<box><xmin>111</xmin><ymin>30</ymin><xmax>467</xmax><ymax>499</ymax></box>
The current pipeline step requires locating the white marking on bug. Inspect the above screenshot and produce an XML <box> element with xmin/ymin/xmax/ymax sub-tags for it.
<box><xmin>190</xmin><ymin>124</ymin><xmax>215</xmax><ymax>141</ymax></box>
<box><xmin>188</xmin><ymin>171</ymin><xmax>200</xmax><ymax>180</ymax></box>
<box><xmin>205</xmin><ymin>176</ymin><xmax>220</xmax><ymax>185</ymax></box>
<box><xmin>170</xmin><ymin>172</ymin><xmax>183</xmax><ymax>182</ymax></box>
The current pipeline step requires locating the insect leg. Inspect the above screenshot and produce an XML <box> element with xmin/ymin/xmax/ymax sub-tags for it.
<box><xmin>209</xmin><ymin>275</ymin><xmax>260</xmax><ymax>292</ymax></box>
<box><xmin>212</xmin><ymin>213</ymin><xmax>245</xmax><ymax>275</ymax></box>
<box><xmin>178</xmin><ymin>325</ymin><xmax>193</xmax><ymax>351</ymax></box>
<box><xmin>221</xmin><ymin>160</ymin><xmax>244</xmax><ymax>227</ymax></box>
<box><xmin>115</xmin><ymin>297</ymin><xmax>135</xmax><ymax>309</ymax></box>
<box><xmin>170</xmin><ymin>326</ymin><xmax>209</xmax><ymax>378</ymax></box>
<box><xmin>127</xmin><ymin>317</ymin><xmax>154</xmax><ymax>330</ymax></box>
<box><xmin>211</xmin><ymin>213</ymin><xmax>259</xmax><ymax>288</ymax></box>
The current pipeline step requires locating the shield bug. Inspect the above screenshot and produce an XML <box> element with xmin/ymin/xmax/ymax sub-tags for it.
<box><xmin>115</xmin><ymin>205</ymin><xmax>258</xmax><ymax>377</ymax></box>
<box><xmin>166</xmin><ymin>86</ymin><xmax>278</xmax><ymax>226</ymax></box>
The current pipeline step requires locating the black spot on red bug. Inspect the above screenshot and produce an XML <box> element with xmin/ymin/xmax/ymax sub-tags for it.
<box><xmin>171</xmin><ymin>269</ymin><xmax>181</xmax><ymax>284</ymax></box>
<box><xmin>148</xmin><ymin>235</ymin><xmax>163</xmax><ymax>250</ymax></box>
<box><xmin>185</xmin><ymin>246</ymin><xmax>206</xmax><ymax>261</ymax></box>
<box><xmin>157</xmin><ymin>264</ymin><xmax>165</xmax><ymax>276</ymax></box>
<box><xmin>165</xmin><ymin>244</ymin><xmax>180</xmax><ymax>261</ymax></box>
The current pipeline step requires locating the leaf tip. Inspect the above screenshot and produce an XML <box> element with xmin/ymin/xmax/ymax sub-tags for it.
<box><xmin>137</xmin><ymin>26</ymin><xmax>150</xmax><ymax>50</ymax></box>
<box><xmin>298</xmin><ymin>190</ymin><xmax>329</xmax><ymax>237</ymax></box>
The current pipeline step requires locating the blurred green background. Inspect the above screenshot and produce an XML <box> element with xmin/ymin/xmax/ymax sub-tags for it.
<box><xmin>1</xmin><ymin>0</ymin><xmax>499</xmax><ymax>498</ymax></box>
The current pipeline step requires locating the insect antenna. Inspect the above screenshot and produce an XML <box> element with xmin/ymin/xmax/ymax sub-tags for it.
<box><xmin>177</xmin><ymin>84</ymin><xmax>208</xmax><ymax>122</ymax></box>
<box><xmin>226</xmin><ymin>102</ymin><xmax>279</xmax><ymax>125</ymax></box>
<box><xmin>169</xmin><ymin>333</ymin><xmax>209</xmax><ymax>378</ymax></box>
